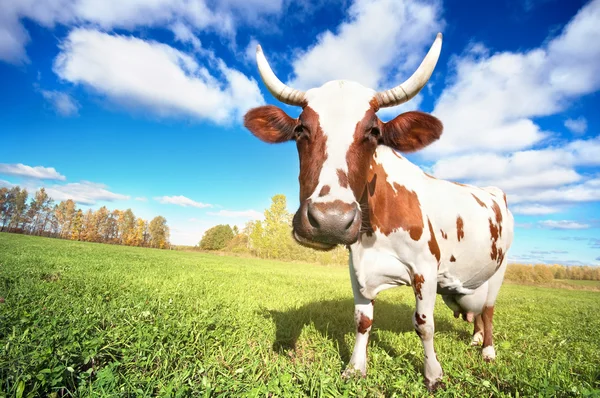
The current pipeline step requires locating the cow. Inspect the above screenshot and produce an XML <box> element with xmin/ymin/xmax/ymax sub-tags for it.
<box><xmin>243</xmin><ymin>33</ymin><xmax>514</xmax><ymax>391</ymax></box>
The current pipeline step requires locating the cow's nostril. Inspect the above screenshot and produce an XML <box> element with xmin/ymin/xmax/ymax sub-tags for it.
<box><xmin>344</xmin><ymin>210</ymin><xmax>357</xmax><ymax>230</ymax></box>
<box><xmin>307</xmin><ymin>207</ymin><xmax>320</xmax><ymax>228</ymax></box>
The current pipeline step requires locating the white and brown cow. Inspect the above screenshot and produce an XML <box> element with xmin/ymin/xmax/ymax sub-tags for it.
<box><xmin>244</xmin><ymin>33</ymin><xmax>514</xmax><ymax>391</ymax></box>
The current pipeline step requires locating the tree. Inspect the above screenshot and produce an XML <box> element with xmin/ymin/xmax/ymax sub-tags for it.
<box><xmin>133</xmin><ymin>218</ymin><xmax>148</xmax><ymax>247</ymax></box>
<box><xmin>71</xmin><ymin>209</ymin><xmax>84</xmax><ymax>240</ymax></box>
<box><xmin>148</xmin><ymin>216</ymin><xmax>169</xmax><ymax>249</ymax></box>
<box><xmin>199</xmin><ymin>224</ymin><xmax>234</xmax><ymax>250</ymax></box>
<box><xmin>232</xmin><ymin>225</ymin><xmax>239</xmax><ymax>235</ymax></box>
<box><xmin>7</xmin><ymin>187</ymin><xmax>28</xmax><ymax>232</ymax></box>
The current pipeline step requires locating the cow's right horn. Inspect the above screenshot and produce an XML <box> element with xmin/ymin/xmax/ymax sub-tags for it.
<box><xmin>256</xmin><ymin>45</ymin><xmax>306</xmax><ymax>106</ymax></box>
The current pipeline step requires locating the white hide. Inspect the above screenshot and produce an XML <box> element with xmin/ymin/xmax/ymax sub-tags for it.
<box><xmin>350</xmin><ymin>145</ymin><xmax>514</xmax><ymax>300</ymax></box>
<box><xmin>305</xmin><ymin>81</ymin><xmax>375</xmax><ymax>205</ymax></box>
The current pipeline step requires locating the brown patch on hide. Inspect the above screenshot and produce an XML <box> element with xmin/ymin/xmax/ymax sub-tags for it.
<box><xmin>413</xmin><ymin>274</ymin><xmax>425</xmax><ymax>300</ymax></box>
<box><xmin>336</xmin><ymin>169</ymin><xmax>349</xmax><ymax>188</ymax></box>
<box><xmin>312</xmin><ymin>200</ymin><xmax>355</xmax><ymax>215</ymax></box>
<box><xmin>358</xmin><ymin>312</ymin><xmax>372</xmax><ymax>334</ymax></box>
<box><xmin>491</xmin><ymin>200</ymin><xmax>503</xmax><ymax>237</ymax></box>
<box><xmin>427</xmin><ymin>219</ymin><xmax>441</xmax><ymax>265</ymax></box>
<box><xmin>415</xmin><ymin>312</ymin><xmax>426</xmax><ymax>325</ymax></box>
<box><xmin>472</xmin><ymin>194</ymin><xmax>487</xmax><ymax>208</ymax></box>
<box><xmin>318</xmin><ymin>185</ymin><xmax>330</xmax><ymax>197</ymax></box>
<box><xmin>424</xmin><ymin>172</ymin><xmax>436</xmax><ymax>179</ymax></box>
<box><xmin>450</xmin><ymin>255</ymin><xmax>456</xmax><ymax>262</ymax></box>
<box><xmin>440</xmin><ymin>229</ymin><xmax>447</xmax><ymax>239</ymax></box>
<box><xmin>366</xmin><ymin>158</ymin><xmax>424</xmax><ymax>239</ymax></box>
<box><xmin>456</xmin><ymin>216</ymin><xmax>465</xmax><ymax>241</ymax></box>
<box><xmin>296</xmin><ymin>107</ymin><xmax>328</xmax><ymax>202</ymax></box>
<box><xmin>503</xmin><ymin>193</ymin><xmax>508</xmax><ymax>207</ymax></box>
<box><xmin>482</xmin><ymin>306</ymin><xmax>495</xmax><ymax>349</ymax></box>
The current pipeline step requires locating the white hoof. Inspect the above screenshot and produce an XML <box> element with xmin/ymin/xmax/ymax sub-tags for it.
<box><xmin>342</xmin><ymin>365</ymin><xmax>366</xmax><ymax>379</ymax></box>
<box><xmin>482</xmin><ymin>345</ymin><xmax>496</xmax><ymax>362</ymax></box>
<box><xmin>471</xmin><ymin>332</ymin><xmax>483</xmax><ymax>346</ymax></box>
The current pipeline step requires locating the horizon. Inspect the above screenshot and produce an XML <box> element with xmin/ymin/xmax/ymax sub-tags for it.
<box><xmin>1</xmin><ymin>0</ymin><xmax>599</xmax><ymax>266</ymax></box>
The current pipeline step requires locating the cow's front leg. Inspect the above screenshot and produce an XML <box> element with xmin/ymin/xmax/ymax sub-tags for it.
<box><xmin>342</xmin><ymin>259</ymin><xmax>373</xmax><ymax>378</ymax></box>
<box><xmin>413</xmin><ymin>272</ymin><xmax>444</xmax><ymax>391</ymax></box>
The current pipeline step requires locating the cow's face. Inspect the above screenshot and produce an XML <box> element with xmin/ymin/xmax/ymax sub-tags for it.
<box><xmin>245</xmin><ymin>80</ymin><xmax>442</xmax><ymax>250</ymax></box>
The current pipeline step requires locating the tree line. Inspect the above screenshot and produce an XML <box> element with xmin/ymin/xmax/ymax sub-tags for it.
<box><xmin>0</xmin><ymin>186</ymin><xmax>170</xmax><ymax>249</ymax></box>
<box><xmin>196</xmin><ymin>194</ymin><xmax>600</xmax><ymax>279</ymax></box>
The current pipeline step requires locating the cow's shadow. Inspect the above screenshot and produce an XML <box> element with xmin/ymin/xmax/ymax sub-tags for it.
<box><xmin>264</xmin><ymin>298</ymin><xmax>466</xmax><ymax>366</ymax></box>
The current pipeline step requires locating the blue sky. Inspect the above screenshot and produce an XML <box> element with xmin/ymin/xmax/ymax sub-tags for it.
<box><xmin>1</xmin><ymin>0</ymin><xmax>599</xmax><ymax>265</ymax></box>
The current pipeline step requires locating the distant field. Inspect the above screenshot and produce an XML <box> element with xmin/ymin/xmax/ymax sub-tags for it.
<box><xmin>556</xmin><ymin>279</ymin><xmax>600</xmax><ymax>288</ymax></box>
<box><xmin>1</xmin><ymin>233</ymin><xmax>599</xmax><ymax>397</ymax></box>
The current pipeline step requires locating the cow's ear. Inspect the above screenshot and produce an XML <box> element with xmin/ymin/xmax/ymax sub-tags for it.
<box><xmin>244</xmin><ymin>105</ymin><xmax>297</xmax><ymax>144</ymax></box>
<box><xmin>381</xmin><ymin>111</ymin><xmax>442</xmax><ymax>152</ymax></box>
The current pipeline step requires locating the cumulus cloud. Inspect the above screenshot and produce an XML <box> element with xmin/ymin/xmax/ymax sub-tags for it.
<box><xmin>0</xmin><ymin>179</ymin><xmax>15</xmax><ymax>188</ymax></box>
<box><xmin>154</xmin><ymin>195</ymin><xmax>212</xmax><ymax>208</ymax></box>
<box><xmin>564</xmin><ymin>117</ymin><xmax>587</xmax><ymax>134</ymax></box>
<box><xmin>288</xmin><ymin>0</ymin><xmax>444</xmax><ymax>90</ymax></box>
<box><xmin>511</xmin><ymin>204</ymin><xmax>561</xmax><ymax>215</ymax></box>
<box><xmin>538</xmin><ymin>220</ymin><xmax>590</xmax><ymax>230</ymax></box>
<box><xmin>45</xmin><ymin>181</ymin><xmax>129</xmax><ymax>205</ymax></box>
<box><xmin>53</xmin><ymin>29</ymin><xmax>264</xmax><ymax>123</ymax></box>
<box><xmin>41</xmin><ymin>90</ymin><xmax>80</xmax><ymax>116</ymax></box>
<box><xmin>0</xmin><ymin>0</ymin><xmax>286</xmax><ymax>64</ymax></box>
<box><xmin>423</xmin><ymin>0</ymin><xmax>600</xmax><ymax>157</ymax></box>
<box><xmin>0</xmin><ymin>163</ymin><xmax>66</xmax><ymax>180</ymax></box>
<box><xmin>207</xmin><ymin>209</ymin><xmax>263</xmax><ymax>219</ymax></box>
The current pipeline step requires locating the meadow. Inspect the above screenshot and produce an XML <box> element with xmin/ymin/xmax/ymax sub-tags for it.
<box><xmin>1</xmin><ymin>233</ymin><xmax>599</xmax><ymax>397</ymax></box>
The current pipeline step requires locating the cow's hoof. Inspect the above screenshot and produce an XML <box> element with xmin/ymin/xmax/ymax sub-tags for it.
<box><xmin>482</xmin><ymin>346</ymin><xmax>496</xmax><ymax>362</ymax></box>
<box><xmin>471</xmin><ymin>332</ymin><xmax>483</xmax><ymax>346</ymax></box>
<box><xmin>425</xmin><ymin>378</ymin><xmax>445</xmax><ymax>393</ymax></box>
<box><xmin>341</xmin><ymin>367</ymin><xmax>366</xmax><ymax>380</ymax></box>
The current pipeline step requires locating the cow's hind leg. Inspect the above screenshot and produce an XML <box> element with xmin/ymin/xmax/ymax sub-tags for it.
<box><xmin>412</xmin><ymin>271</ymin><xmax>444</xmax><ymax>391</ymax></box>
<box><xmin>472</xmin><ymin>315</ymin><xmax>484</xmax><ymax>345</ymax></box>
<box><xmin>342</xmin><ymin>258</ymin><xmax>374</xmax><ymax>378</ymax></box>
<box><xmin>481</xmin><ymin>258</ymin><xmax>508</xmax><ymax>362</ymax></box>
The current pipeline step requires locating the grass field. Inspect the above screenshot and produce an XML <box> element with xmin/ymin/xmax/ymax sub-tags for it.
<box><xmin>1</xmin><ymin>233</ymin><xmax>599</xmax><ymax>397</ymax></box>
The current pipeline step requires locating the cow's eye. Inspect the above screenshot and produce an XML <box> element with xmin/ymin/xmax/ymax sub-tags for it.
<box><xmin>295</xmin><ymin>125</ymin><xmax>308</xmax><ymax>139</ymax></box>
<box><xmin>367</xmin><ymin>126</ymin><xmax>381</xmax><ymax>141</ymax></box>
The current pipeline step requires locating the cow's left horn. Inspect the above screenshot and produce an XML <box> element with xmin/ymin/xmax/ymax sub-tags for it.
<box><xmin>375</xmin><ymin>33</ymin><xmax>443</xmax><ymax>108</ymax></box>
<box><xmin>256</xmin><ymin>45</ymin><xmax>306</xmax><ymax>106</ymax></box>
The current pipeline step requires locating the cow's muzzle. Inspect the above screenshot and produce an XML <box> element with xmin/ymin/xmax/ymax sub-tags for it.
<box><xmin>292</xmin><ymin>199</ymin><xmax>361</xmax><ymax>250</ymax></box>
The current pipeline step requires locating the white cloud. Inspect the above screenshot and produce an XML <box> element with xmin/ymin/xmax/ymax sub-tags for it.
<box><xmin>170</xmin><ymin>22</ymin><xmax>202</xmax><ymax>51</ymax></box>
<box><xmin>134</xmin><ymin>196</ymin><xmax>147</xmax><ymax>202</ymax></box>
<box><xmin>511</xmin><ymin>204</ymin><xmax>561</xmax><ymax>215</ymax></box>
<box><xmin>45</xmin><ymin>181</ymin><xmax>129</xmax><ymax>205</ymax></box>
<box><xmin>0</xmin><ymin>179</ymin><xmax>15</xmax><ymax>188</ymax></box>
<box><xmin>207</xmin><ymin>209</ymin><xmax>263</xmax><ymax>219</ymax></box>
<box><xmin>0</xmin><ymin>0</ymin><xmax>287</xmax><ymax>64</ymax></box>
<box><xmin>154</xmin><ymin>195</ymin><xmax>212</xmax><ymax>208</ymax></box>
<box><xmin>41</xmin><ymin>90</ymin><xmax>80</xmax><ymax>116</ymax></box>
<box><xmin>538</xmin><ymin>220</ymin><xmax>590</xmax><ymax>230</ymax></box>
<box><xmin>564</xmin><ymin>117</ymin><xmax>587</xmax><ymax>134</ymax></box>
<box><xmin>0</xmin><ymin>163</ymin><xmax>66</xmax><ymax>180</ymax></box>
<box><xmin>288</xmin><ymin>0</ymin><xmax>444</xmax><ymax>90</ymax></box>
<box><xmin>423</xmin><ymin>0</ymin><xmax>600</xmax><ymax>158</ymax></box>
<box><xmin>53</xmin><ymin>29</ymin><xmax>264</xmax><ymax>123</ymax></box>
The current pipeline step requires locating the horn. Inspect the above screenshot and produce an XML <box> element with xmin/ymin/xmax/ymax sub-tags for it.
<box><xmin>256</xmin><ymin>45</ymin><xmax>306</xmax><ymax>106</ymax></box>
<box><xmin>375</xmin><ymin>33</ymin><xmax>443</xmax><ymax>108</ymax></box>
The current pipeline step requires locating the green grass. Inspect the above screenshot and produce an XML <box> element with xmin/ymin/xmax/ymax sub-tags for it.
<box><xmin>556</xmin><ymin>279</ymin><xmax>600</xmax><ymax>288</ymax></box>
<box><xmin>1</xmin><ymin>233</ymin><xmax>599</xmax><ymax>397</ymax></box>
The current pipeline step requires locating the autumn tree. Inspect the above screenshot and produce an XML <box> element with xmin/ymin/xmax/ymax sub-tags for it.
<box><xmin>149</xmin><ymin>216</ymin><xmax>169</xmax><ymax>249</ymax></box>
<box><xmin>199</xmin><ymin>224</ymin><xmax>234</xmax><ymax>250</ymax></box>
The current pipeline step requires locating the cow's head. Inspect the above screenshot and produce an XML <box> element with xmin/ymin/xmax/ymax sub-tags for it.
<box><xmin>244</xmin><ymin>34</ymin><xmax>444</xmax><ymax>250</ymax></box>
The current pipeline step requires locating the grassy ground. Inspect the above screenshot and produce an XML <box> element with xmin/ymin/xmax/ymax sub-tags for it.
<box><xmin>1</xmin><ymin>233</ymin><xmax>599</xmax><ymax>397</ymax></box>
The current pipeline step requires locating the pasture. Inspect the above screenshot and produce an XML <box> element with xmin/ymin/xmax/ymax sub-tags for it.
<box><xmin>1</xmin><ymin>233</ymin><xmax>599</xmax><ymax>397</ymax></box>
